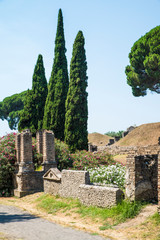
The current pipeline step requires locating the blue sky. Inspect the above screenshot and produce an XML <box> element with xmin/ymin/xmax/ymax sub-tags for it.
<box><xmin>0</xmin><ymin>0</ymin><xmax>160</xmax><ymax>136</ymax></box>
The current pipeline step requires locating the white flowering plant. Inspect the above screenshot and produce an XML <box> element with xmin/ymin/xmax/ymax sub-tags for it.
<box><xmin>88</xmin><ymin>163</ymin><xmax>126</xmax><ymax>189</ymax></box>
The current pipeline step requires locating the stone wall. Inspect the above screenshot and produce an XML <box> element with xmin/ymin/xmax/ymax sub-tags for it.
<box><xmin>79</xmin><ymin>184</ymin><xmax>124</xmax><ymax>208</ymax></box>
<box><xmin>98</xmin><ymin>145</ymin><xmax>160</xmax><ymax>156</ymax></box>
<box><xmin>44</xmin><ymin>169</ymin><xmax>124</xmax><ymax>208</ymax></box>
<box><xmin>158</xmin><ymin>157</ymin><xmax>160</xmax><ymax>213</ymax></box>
<box><xmin>59</xmin><ymin>170</ymin><xmax>90</xmax><ymax>198</ymax></box>
<box><xmin>126</xmin><ymin>150</ymin><xmax>158</xmax><ymax>201</ymax></box>
<box><xmin>43</xmin><ymin>168</ymin><xmax>61</xmax><ymax>196</ymax></box>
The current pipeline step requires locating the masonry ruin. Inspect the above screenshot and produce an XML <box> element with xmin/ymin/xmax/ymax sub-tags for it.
<box><xmin>13</xmin><ymin>130</ymin><xmax>124</xmax><ymax>207</ymax></box>
<box><xmin>13</xmin><ymin>130</ymin><xmax>160</xmax><ymax>212</ymax></box>
<box><xmin>14</xmin><ymin>129</ymin><xmax>56</xmax><ymax>197</ymax></box>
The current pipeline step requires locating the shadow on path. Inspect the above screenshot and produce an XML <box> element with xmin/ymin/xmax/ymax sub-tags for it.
<box><xmin>0</xmin><ymin>211</ymin><xmax>38</xmax><ymax>223</ymax></box>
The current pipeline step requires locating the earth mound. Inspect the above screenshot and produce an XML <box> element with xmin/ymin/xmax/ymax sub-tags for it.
<box><xmin>88</xmin><ymin>132</ymin><xmax>113</xmax><ymax>146</ymax></box>
<box><xmin>116</xmin><ymin>122</ymin><xmax>160</xmax><ymax>146</ymax></box>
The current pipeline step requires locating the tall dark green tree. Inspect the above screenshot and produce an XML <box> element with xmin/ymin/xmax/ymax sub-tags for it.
<box><xmin>43</xmin><ymin>9</ymin><xmax>69</xmax><ymax>140</ymax></box>
<box><xmin>64</xmin><ymin>31</ymin><xmax>88</xmax><ymax>152</ymax></box>
<box><xmin>18</xmin><ymin>54</ymin><xmax>48</xmax><ymax>135</ymax></box>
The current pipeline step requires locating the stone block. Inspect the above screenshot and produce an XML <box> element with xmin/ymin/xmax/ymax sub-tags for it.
<box><xmin>43</xmin><ymin>168</ymin><xmax>61</xmax><ymax>196</ymax></box>
<box><xmin>78</xmin><ymin>185</ymin><xmax>124</xmax><ymax>208</ymax></box>
<box><xmin>59</xmin><ymin>170</ymin><xmax>90</xmax><ymax>198</ymax></box>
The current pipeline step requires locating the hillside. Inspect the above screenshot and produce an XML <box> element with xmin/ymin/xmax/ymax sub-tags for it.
<box><xmin>88</xmin><ymin>132</ymin><xmax>113</xmax><ymax>146</ymax></box>
<box><xmin>116</xmin><ymin>122</ymin><xmax>160</xmax><ymax>146</ymax></box>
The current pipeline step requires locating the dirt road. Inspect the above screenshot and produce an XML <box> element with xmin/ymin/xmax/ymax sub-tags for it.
<box><xmin>0</xmin><ymin>204</ymin><xmax>109</xmax><ymax>240</ymax></box>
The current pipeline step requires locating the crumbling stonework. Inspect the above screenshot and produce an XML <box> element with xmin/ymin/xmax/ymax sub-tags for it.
<box><xmin>79</xmin><ymin>184</ymin><xmax>124</xmax><ymax>208</ymax></box>
<box><xmin>158</xmin><ymin>156</ymin><xmax>160</xmax><ymax>214</ymax></box>
<box><xmin>59</xmin><ymin>170</ymin><xmax>90</xmax><ymax>198</ymax></box>
<box><xmin>14</xmin><ymin>130</ymin><xmax>56</xmax><ymax>197</ymax></box>
<box><xmin>43</xmin><ymin>168</ymin><xmax>61</xmax><ymax>195</ymax></box>
<box><xmin>88</xmin><ymin>143</ymin><xmax>97</xmax><ymax>152</ymax></box>
<box><xmin>98</xmin><ymin>145</ymin><xmax>160</xmax><ymax>156</ymax></box>
<box><xmin>125</xmin><ymin>150</ymin><xmax>158</xmax><ymax>201</ymax></box>
<box><xmin>44</xmin><ymin>169</ymin><xmax>124</xmax><ymax>208</ymax></box>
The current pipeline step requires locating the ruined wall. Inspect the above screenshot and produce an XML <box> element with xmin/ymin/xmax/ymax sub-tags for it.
<box><xmin>79</xmin><ymin>184</ymin><xmax>124</xmax><ymax>208</ymax></box>
<box><xmin>126</xmin><ymin>149</ymin><xmax>158</xmax><ymax>201</ymax></box>
<box><xmin>158</xmin><ymin>158</ymin><xmax>160</xmax><ymax>213</ymax></box>
<box><xmin>14</xmin><ymin>130</ymin><xmax>56</xmax><ymax>197</ymax></box>
<box><xmin>98</xmin><ymin>145</ymin><xmax>160</xmax><ymax>156</ymax></box>
<box><xmin>44</xmin><ymin>169</ymin><xmax>124</xmax><ymax>208</ymax></box>
<box><xmin>59</xmin><ymin>170</ymin><xmax>90</xmax><ymax>198</ymax></box>
<box><xmin>43</xmin><ymin>168</ymin><xmax>61</xmax><ymax>196</ymax></box>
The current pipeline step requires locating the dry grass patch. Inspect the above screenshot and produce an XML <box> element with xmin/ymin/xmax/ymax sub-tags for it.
<box><xmin>88</xmin><ymin>133</ymin><xmax>113</xmax><ymax>146</ymax></box>
<box><xmin>113</xmin><ymin>154</ymin><xmax>127</xmax><ymax>165</ymax></box>
<box><xmin>116</xmin><ymin>122</ymin><xmax>160</xmax><ymax>146</ymax></box>
<box><xmin>126</xmin><ymin>212</ymin><xmax>160</xmax><ymax>240</ymax></box>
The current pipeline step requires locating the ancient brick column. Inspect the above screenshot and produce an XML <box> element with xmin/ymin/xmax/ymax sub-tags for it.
<box><xmin>14</xmin><ymin>130</ymin><xmax>34</xmax><ymax>197</ymax></box>
<box><xmin>15</xmin><ymin>133</ymin><xmax>21</xmax><ymax>164</ymax></box>
<box><xmin>18</xmin><ymin>130</ymin><xmax>34</xmax><ymax>172</ymax></box>
<box><xmin>42</xmin><ymin>130</ymin><xmax>56</xmax><ymax>172</ymax></box>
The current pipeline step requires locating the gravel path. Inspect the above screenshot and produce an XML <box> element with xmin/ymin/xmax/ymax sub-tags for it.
<box><xmin>0</xmin><ymin>205</ymin><xmax>110</xmax><ymax>240</ymax></box>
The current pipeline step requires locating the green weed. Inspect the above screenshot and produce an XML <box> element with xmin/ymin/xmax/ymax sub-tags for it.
<box><xmin>36</xmin><ymin>194</ymin><xmax>146</xmax><ymax>226</ymax></box>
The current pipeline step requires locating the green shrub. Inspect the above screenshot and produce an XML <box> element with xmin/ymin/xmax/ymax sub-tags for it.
<box><xmin>89</xmin><ymin>163</ymin><xmax>126</xmax><ymax>188</ymax></box>
<box><xmin>0</xmin><ymin>133</ymin><xmax>16</xmax><ymax>196</ymax></box>
<box><xmin>55</xmin><ymin>139</ymin><xmax>73</xmax><ymax>171</ymax></box>
<box><xmin>71</xmin><ymin>150</ymin><xmax>115</xmax><ymax>170</ymax></box>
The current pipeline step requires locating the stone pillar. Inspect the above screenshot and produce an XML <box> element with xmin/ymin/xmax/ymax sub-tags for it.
<box><xmin>15</xmin><ymin>133</ymin><xmax>21</xmax><ymax>164</ymax></box>
<box><xmin>14</xmin><ymin>130</ymin><xmax>34</xmax><ymax>197</ymax></box>
<box><xmin>125</xmin><ymin>151</ymin><xmax>136</xmax><ymax>200</ymax></box>
<box><xmin>42</xmin><ymin>130</ymin><xmax>57</xmax><ymax>172</ymax></box>
<box><xmin>158</xmin><ymin>153</ymin><xmax>160</xmax><ymax>214</ymax></box>
<box><xmin>18</xmin><ymin>130</ymin><xmax>34</xmax><ymax>172</ymax></box>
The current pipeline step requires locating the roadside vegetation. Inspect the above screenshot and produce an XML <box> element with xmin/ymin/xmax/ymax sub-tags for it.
<box><xmin>36</xmin><ymin>193</ymin><xmax>147</xmax><ymax>229</ymax></box>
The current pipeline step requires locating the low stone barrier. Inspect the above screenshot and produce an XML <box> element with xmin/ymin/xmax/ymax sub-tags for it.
<box><xmin>43</xmin><ymin>169</ymin><xmax>124</xmax><ymax>208</ymax></box>
<box><xmin>78</xmin><ymin>184</ymin><xmax>124</xmax><ymax>208</ymax></box>
<box><xmin>59</xmin><ymin>170</ymin><xmax>90</xmax><ymax>198</ymax></box>
<box><xmin>43</xmin><ymin>168</ymin><xmax>61</xmax><ymax>196</ymax></box>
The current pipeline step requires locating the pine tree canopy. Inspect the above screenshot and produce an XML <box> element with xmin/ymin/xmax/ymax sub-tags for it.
<box><xmin>64</xmin><ymin>31</ymin><xmax>88</xmax><ymax>152</ymax></box>
<box><xmin>0</xmin><ymin>91</ymin><xmax>27</xmax><ymax>130</ymax></box>
<box><xmin>18</xmin><ymin>54</ymin><xmax>48</xmax><ymax>135</ymax></box>
<box><xmin>126</xmin><ymin>25</ymin><xmax>160</xmax><ymax>96</ymax></box>
<box><xmin>43</xmin><ymin>8</ymin><xmax>69</xmax><ymax>140</ymax></box>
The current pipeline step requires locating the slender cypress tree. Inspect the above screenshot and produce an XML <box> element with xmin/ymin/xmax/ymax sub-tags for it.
<box><xmin>18</xmin><ymin>54</ymin><xmax>48</xmax><ymax>135</ymax></box>
<box><xmin>43</xmin><ymin>9</ymin><xmax>69</xmax><ymax>140</ymax></box>
<box><xmin>64</xmin><ymin>31</ymin><xmax>88</xmax><ymax>152</ymax></box>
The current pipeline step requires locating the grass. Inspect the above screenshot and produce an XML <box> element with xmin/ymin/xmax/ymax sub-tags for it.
<box><xmin>113</xmin><ymin>154</ymin><xmax>127</xmax><ymax>165</ymax></box>
<box><xmin>35</xmin><ymin>194</ymin><xmax>147</xmax><ymax>227</ymax></box>
<box><xmin>0</xmin><ymin>232</ymin><xmax>15</xmax><ymax>240</ymax></box>
<box><xmin>128</xmin><ymin>212</ymin><xmax>160</xmax><ymax>240</ymax></box>
<box><xmin>36</xmin><ymin>194</ymin><xmax>80</xmax><ymax>214</ymax></box>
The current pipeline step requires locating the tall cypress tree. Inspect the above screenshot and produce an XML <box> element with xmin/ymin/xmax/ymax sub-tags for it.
<box><xmin>43</xmin><ymin>9</ymin><xmax>69</xmax><ymax>140</ymax></box>
<box><xmin>18</xmin><ymin>54</ymin><xmax>48</xmax><ymax>135</ymax></box>
<box><xmin>64</xmin><ymin>31</ymin><xmax>88</xmax><ymax>152</ymax></box>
